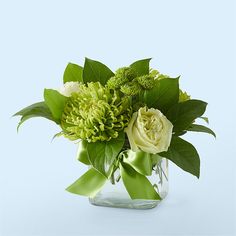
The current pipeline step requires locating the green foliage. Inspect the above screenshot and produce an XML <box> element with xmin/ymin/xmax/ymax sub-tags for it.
<box><xmin>86</xmin><ymin>132</ymin><xmax>125</xmax><ymax>178</ymax></box>
<box><xmin>14</xmin><ymin>102</ymin><xmax>55</xmax><ymax>130</ymax></box>
<box><xmin>44</xmin><ymin>89</ymin><xmax>68</xmax><ymax>123</ymax></box>
<box><xmin>198</xmin><ymin>116</ymin><xmax>209</xmax><ymax>124</ymax></box>
<box><xmin>83</xmin><ymin>58</ymin><xmax>114</xmax><ymax>85</ymax></box>
<box><xmin>66</xmin><ymin>168</ymin><xmax>107</xmax><ymax>197</ymax></box>
<box><xmin>63</xmin><ymin>63</ymin><xmax>83</xmax><ymax>83</ymax></box>
<box><xmin>151</xmin><ymin>154</ymin><xmax>162</xmax><ymax>166</ymax></box>
<box><xmin>187</xmin><ymin>124</ymin><xmax>216</xmax><ymax>137</ymax></box>
<box><xmin>130</xmin><ymin>58</ymin><xmax>151</xmax><ymax>76</ymax></box>
<box><xmin>142</xmin><ymin>77</ymin><xmax>179</xmax><ymax>113</ymax></box>
<box><xmin>160</xmin><ymin>137</ymin><xmax>200</xmax><ymax>178</ymax></box>
<box><xmin>166</xmin><ymin>99</ymin><xmax>207</xmax><ymax>134</ymax></box>
<box><xmin>120</xmin><ymin>162</ymin><xmax>161</xmax><ymax>200</ymax></box>
<box><xmin>14</xmin><ymin>57</ymin><xmax>215</xmax><ymax>201</ymax></box>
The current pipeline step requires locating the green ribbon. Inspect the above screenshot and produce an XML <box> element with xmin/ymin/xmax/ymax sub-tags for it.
<box><xmin>70</xmin><ymin>145</ymin><xmax>162</xmax><ymax>200</ymax></box>
<box><xmin>66</xmin><ymin>168</ymin><xmax>107</xmax><ymax>197</ymax></box>
<box><xmin>123</xmin><ymin>150</ymin><xmax>153</xmax><ymax>176</ymax></box>
<box><xmin>77</xmin><ymin>140</ymin><xmax>90</xmax><ymax>165</ymax></box>
<box><xmin>123</xmin><ymin>150</ymin><xmax>162</xmax><ymax>176</ymax></box>
<box><xmin>120</xmin><ymin>162</ymin><xmax>161</xmax><ymax>200</ymax></box>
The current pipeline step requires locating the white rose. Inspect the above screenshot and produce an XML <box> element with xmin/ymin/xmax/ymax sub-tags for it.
<box><xmin>125</xmin><ymin>107</ymin><xmax>173</xmax><ymax>154</ymax></box>
<box><xmin>58</xmin><ymin>82</ymin><xmax>81</xmax><ymax>97</ymax></box>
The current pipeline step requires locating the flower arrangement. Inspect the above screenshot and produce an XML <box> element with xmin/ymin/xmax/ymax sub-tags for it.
<box><xmin>14</xmin><ymin>58</ymin><xmax>215</xmax><ymax>206</ymax></box>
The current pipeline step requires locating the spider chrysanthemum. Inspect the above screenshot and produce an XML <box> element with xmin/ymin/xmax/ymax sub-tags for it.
<box><xmin>61</xmin><ymin>82</ymin><xmax>132</xmax><ymax>142</ymax></box>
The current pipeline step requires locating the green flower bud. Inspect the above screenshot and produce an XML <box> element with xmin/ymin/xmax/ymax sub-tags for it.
<box><xmin>157</xmin><ymin>74</ymin><xmax>170</xmax><ymax>80</ymax></box>
<box><xmin>149</xmin><ymin>68</ymin><xmax>170</xmax><ymax>81</ymax></box>
<box><xmin>136</xmin><ymin>75</ymin><xmax>155</xmax><ymax>90</ymax></box>
<box><xmin>179</xmin><ymin>89</ymin><xmax>190</xmax><ymax>102</ymax></box>
<box><xmin>149</xmin><ymin>69</ymin><xmax>160</xmax><ymax>78</ymax></box>
<box><xmin>107</xmin><ymin>67</ymin><xmax>137</xmax><ymax>90</ymax></box>
<box><xmin>107</xmin><ymin>76</ymin><xmax>129</xmax><ymax>89</ymax></box>
<box><xmin>120</xmin><ymin>81</ymin><xmax>142</xmax><ymax>96</ymax></box>
<box><xmin>115</xmin><ymin>67</ymin><xmax>137</xmax><ymax>81</ymax></box>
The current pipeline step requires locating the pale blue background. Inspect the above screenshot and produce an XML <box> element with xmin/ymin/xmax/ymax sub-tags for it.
<box><xmin>0</xmin><ymin>0</ymin><xmax>235</xmax><ymax>235</ymax></box>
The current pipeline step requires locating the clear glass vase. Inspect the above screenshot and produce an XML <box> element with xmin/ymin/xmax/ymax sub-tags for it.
<box><xmin>89</xmin><ymin>158</ymin><xmax>168</xmax><ymax>209</ymax></box>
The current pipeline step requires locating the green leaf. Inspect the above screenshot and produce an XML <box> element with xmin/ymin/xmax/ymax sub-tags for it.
<box><xmin>44</xmin><ymin>89</ymin><xmax>67</xmax><ymax>122</ymax></box>
<box><xmin>120</xmin><ymin>162</ymin><xmax>161</xmax><ymax>200</ymax></box>
<box><xmin>187</xmin><ymin>124</ymin><xmax>216</xmax><ymax>138</ymax></box>
<box><xmin>87</xmin><ymin>132</ymin><xmax>125</xmax><ymax>178</ymax></box>
<box><xmin>130</xmin><ymin>58</ymin><xmax>151</xmax><ymax>76</ymax></box>
<box><xmin>63</xmin><ymin>63</ymin><xmax>83</xmax><ymax>83</ymax></box>
<box><xmin>151</xmin><ymin>154</ymin><xmax>162</xmax><ymax>166</ymax></box>
<box><xmin>77</xmin><ymin>140</ymin><xmax>90</xmax><ymax>165</ymax></box>
<box><xmin>66</xmin><ymin>168</ymin><xmax>107</xmax><ymax>197</ymax></box>
<box><xmin>198</xmin><ymin>116</ymin><xmax>209</xmax><ymax>124</ymax></box>
<box><xmin>14</xmin><ymin>102</ymin><xmax>55</xmax><ymax>131</ymax></box>
<box><xmin>142</xmin><ymin>77</ymin><xmax>179</xmax><ymax>113</ymax></box>
<box><xmin>160</xmin><ymin>137</ymin><xmax>200</xmax><ymax>178</ymax></box>
<box><xmin>166</xmin><ymin>99</ymin><xmax>207</xmax><ymax>134</ymax></box>
<box><xmin>83</xmin><ymin>58</ymin><xmax>114</xmax><ymax>85</ymax></box>
<box><xmin>123</xmin><ymin>150</ymin><xmax>153</xmax><ymax>176</ymax></box>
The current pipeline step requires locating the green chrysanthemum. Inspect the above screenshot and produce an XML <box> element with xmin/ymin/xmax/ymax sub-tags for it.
<box><xmin>61</xmin><ymin>82</ymin><xmax>132</xmax><ymax>142</ymax></box>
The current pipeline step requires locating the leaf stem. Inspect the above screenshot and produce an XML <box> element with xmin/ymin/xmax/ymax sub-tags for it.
<box><xmin>110</xmin><ymin>171</ymin><xmax>115</xmax><ymax>185</ymax></box>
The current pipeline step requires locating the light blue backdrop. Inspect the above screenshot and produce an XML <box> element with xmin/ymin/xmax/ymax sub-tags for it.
<box><xmin>0</xmin><ymin>0</ymin><xmax>235</xmax><ymax>235</ymax></box>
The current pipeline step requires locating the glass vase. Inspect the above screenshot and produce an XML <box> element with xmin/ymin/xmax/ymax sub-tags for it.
<box><xmin>89</xmin><ymin>158</ymin><xmax>168</xmax><ymax>209</ymax></box>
